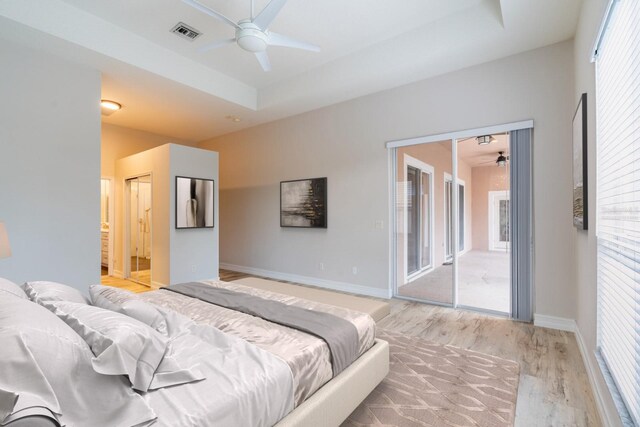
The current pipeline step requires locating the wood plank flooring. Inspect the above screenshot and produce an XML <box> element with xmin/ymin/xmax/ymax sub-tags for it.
<box><xmin>100</xmin><ymin>275</ymin><xmax>152</xmax><ymax>293</ymax></box>
<box><xmin>219</xmin><ymin>269</ymin><xmax>600</xmax><ymax>426</ymax></box>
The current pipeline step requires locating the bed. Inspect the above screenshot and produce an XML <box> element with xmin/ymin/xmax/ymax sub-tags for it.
<box><xmin>0</xmin><ymin>278</ymin><xmax>389</xmax><ymax>427</ymax></box>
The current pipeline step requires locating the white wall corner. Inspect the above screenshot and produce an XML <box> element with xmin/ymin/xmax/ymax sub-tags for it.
<box><xmin>220</xmin><ymin>263</ymin><xmax>393</xmax><ymax>300</ymax></box>
<box><xmin>533</xmin><ymin>314</ymin><xmax>576</xmax><ymax>332</ymax></box>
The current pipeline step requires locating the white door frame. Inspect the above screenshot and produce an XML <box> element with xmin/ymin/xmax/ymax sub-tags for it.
<box><xmin>488</xmin><ymin>190</ymin><xmax>510</xmax><ymax>251</ymax></box>
<box><xmin>388</xmin><ymin>119</ymin><xmax>533</xmax><ymax>317</ymax></box>
<box><xmin>403</xmin><ymin>154</ymin><xmax>435</xmax><ymax>284</ymax></box>
<box><xmin>101</xmin><ymin>176</ymin><xmax>115</xmax><ymax>276</ymax></box>
<box><xmin>124</xmin><ymin>173</ymin><xmax>153</xmax><ymax>285</ymax></box>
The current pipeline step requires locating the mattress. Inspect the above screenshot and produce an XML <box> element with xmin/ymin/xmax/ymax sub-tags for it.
<box><xmin>140</xmin><ymin>280</ymin><xmax>376</xmax><ymax>406</ymax></box>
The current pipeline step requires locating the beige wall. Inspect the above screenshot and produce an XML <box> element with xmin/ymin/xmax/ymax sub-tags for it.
<box><xmin>0</xmin><ymin>38</ymin><xmax>101</xmax><ymax>290</ymax></box>
<box><xmin>471</xmin><ymin>166</ymin><xmax>509</xmax><ymax>251</ymax></box>
<box><xmin>102</xmin><ymin>123</ymin><xmax>197</xmax><ymax>177</ymax></box>
<box><xmin>573</xmin><ymin>0</ymin><xmax>620</xmax><ymax>425</ymax></box>
<box><xmin>200</xmin><ymin>40</ymin><xmax>576</xmax><ymax>313</ymax></box>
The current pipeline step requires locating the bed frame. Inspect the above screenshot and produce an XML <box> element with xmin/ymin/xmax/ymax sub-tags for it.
<box><xmin>275</xmin><ymin>339</ymin><xmax>389</xmax><ymax>427</ymax></box>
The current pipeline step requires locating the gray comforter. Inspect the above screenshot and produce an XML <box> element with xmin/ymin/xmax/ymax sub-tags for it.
<box><xmin>167</xmin><ymin>282</ymin><xmax>360</xmax><ymax>376</ymax></box>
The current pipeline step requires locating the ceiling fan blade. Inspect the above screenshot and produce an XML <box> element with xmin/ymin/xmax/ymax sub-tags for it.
<box><xmin>182</xmin><ymin>0</ymin><xmax>240</xmax><ymax>29</ymax></box>
<box><xmin>268</xmin><ymin>31</ymin><xmax>320</xmax><ymax>52</ymax></box>
<box><xmin>255</xmin><ymin>51</ymin><xmax>271</xmax><ymax>71</ymax></box>
<box><xmin>253</xmin><ymin>0</ymin><xmax>287</xmax><ymax>31</ymax></box>
<box><xmin>198</xmin><ymin>38</ymin><xmax>236</xmax><ymax>52</ymax></box>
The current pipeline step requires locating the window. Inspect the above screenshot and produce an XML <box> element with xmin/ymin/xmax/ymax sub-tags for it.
<box><xmin>595</xmin><ymin>0</ymin><xmax>640</xmax><ymax>424</ymax></box>
<box><xmin>404</xmin><ymin>155</ymin><xmax>434</xmax><ymax>280</ymax></box>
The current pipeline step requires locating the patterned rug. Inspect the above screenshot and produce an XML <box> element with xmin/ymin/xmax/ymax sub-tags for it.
<box><xmin>343</xmin><ymin>330</ymin><xmax>520</xmax><ymax>427</ymax></box>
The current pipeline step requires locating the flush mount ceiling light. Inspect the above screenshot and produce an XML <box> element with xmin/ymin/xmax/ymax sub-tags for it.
<box><xmin>476</xmin><ymin>135</ymin><xmax>494</xmax><ymax>145</ymax></box>
<box><xmin>101</xmin><ymin>100</ymin><xmax>122</xmax><ymax>116</ymax></box>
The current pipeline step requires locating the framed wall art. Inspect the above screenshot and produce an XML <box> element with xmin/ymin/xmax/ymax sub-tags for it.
<box><xmin>573</xmin><ymin>93</ymin><xmax>588</xmax><ymax>230</ymax></box>
<box><xmin>280</xmin><ymin>178</ymin><xmax>327</xmax><ymax>228</ymax></box>
<box><xmin>176</xmin><ymin>176</ymin><xmax>214</xmax><ymax>229</ymax></box>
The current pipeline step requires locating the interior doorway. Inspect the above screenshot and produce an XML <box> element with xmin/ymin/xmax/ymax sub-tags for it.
<box><xmin>125</xmin><ymin>175</ymin><xmax>152</xmax><ymax>286</ymax></box>
<box><xmin>390</xmin><ymin>122</ymin><xmax>533</xmax><ymax>320</ymax></box>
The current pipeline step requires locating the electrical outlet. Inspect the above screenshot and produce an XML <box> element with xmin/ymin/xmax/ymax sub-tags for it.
<box><xmin>319</xmin><ymin>262</ymin><xmax>325</xmax><ymax>271</ymax></box>
<box><xmin>352</xmin><ymin>266</ymin><xmax>358</xmax><ymax>275</ymax></box>
<box><xmin>374</xmin><ymin>220</ymin><xmax>384</xmax><ymax>230</ymax></box>
<box><xmin>191</xmin><ymin>264</ymin><xmax>197</xmax><ymax>273</ymax></box>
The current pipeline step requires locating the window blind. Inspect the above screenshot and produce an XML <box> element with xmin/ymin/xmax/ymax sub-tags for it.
<box><xmin>595</xmin><ymin>0</ymin><xmax>640</xmax><ymax>425</ymax></box>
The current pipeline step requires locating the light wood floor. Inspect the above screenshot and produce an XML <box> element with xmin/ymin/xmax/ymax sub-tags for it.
<box><xmin>219</xmin><ymin>269</ymin><xmax>599</xmax><ymax>426</ymax></box>
<box><xmin>100</xmin><ymin>275</ymin><xmax>152</xmax><ymax>293</ymax></box>
<box><xmin>104</xmin><ymin>269</ymin><xmax>599</xmax><ymax>426</ymax></box>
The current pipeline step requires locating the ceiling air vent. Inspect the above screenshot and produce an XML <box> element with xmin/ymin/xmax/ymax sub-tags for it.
<box><xmin>171</xmin><ymin>22</ymin><xmax>202</xmax><ymax>41</ymax></box>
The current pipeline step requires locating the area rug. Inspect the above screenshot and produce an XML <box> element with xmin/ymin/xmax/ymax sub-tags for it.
<box><xmin>343</xmin><ymin>329</ymin><xmax>520</xmax><ymax>427</ymax></box>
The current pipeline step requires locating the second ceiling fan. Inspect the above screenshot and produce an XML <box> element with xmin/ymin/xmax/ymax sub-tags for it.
<box><xmin>183</xmin><ymin>0</ymin><xmax>320</xmax><ymax>71</ymax></box>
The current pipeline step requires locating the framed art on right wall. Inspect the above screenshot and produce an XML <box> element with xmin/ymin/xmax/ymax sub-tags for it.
<box><xmin>573</xmin><ymin>92</ymin><xmax>588</xmax><ymax>230</ymax></box>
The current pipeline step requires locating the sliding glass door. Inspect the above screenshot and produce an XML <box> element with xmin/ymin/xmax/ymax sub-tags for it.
<box><xmin>392</xmin><ymin>127</ymin><xmax>531</xmax><ymax>319</ymax></box>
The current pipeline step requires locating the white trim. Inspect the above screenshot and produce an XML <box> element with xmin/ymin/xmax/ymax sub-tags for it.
<box><xmin>113</xmin><ymin>269</ymin><xmax>124</xmax><ymax>279</ymax></box>
<box><xmin>100</xmin><ymin>176</ymin><xmax>115</xmax><ymax>276</ymax></box>
<box><xmin>150</xmin><ymin>281</ymin><xmax>164</xmax><ymax>289</ymax></box>
<box><xmin>591</xmin><ymin>0</ymin><xmax>618</xmax><ymax>61</ymax></box>
<box><xmin>444</xmin><ymin>173</ymin><xmax>453</xmax><ymax>262</ymax></box>
<box><xmin>533</xmin><ymin>314</ymin><xmax>576</xmax><ymax>332</ymax></box>
<box><xmin>386</xmin><ymin>120</ymin><xmax>534</xmax><ymax>149</ymax></box>
<box><xmin>388</xmin><ymin>148</ymin><xmax>397</xmax><ymax>302</ymax></box>
<box><xmin>575</xmin><ymin>327</ymin><xmax>617</xmax><ymax>427</ymax></box>
<box><xmin>220</xmin><ymin>263</ymin><xmax>393</xmax><ymax>299</ymax></box>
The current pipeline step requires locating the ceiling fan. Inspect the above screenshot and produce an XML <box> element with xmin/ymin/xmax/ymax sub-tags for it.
<box><xmin>478</xmin><ymin>151</ymin><xmax>509</xmax><ymax>167</ymax></box>
<box><xmin>182</xmin><ymin>0</ymin><xmax>321</xmax><ymax>72</ymax></box>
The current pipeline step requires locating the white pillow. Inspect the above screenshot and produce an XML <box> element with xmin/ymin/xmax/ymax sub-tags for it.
<box><xmin>22</xmin><ymin>281</ymin><xmax>88</xmax><ymax>305</ymax></box>
<box><xmin>0</xmin><ymin>277</ymin><xmax>27</xmax><ymax>299</ymax></box>
<box><xmin>90</xmin><ymin>285</ymin><xmax>191</xmax><ymax>338</ymax></box>
<box><xmin>89</xmin><ymin>285</ymin><xmax>169</xmax><ymax>336</ymax></box>
<box><xmin>43</xmin><ymin>301</ymin><xmax>168</xmax><ymax>392</ymax></box>
<box><xmin>0</xmin><ymin>297</ymin><xmax>156</xmax><ymax>426</ymax></box>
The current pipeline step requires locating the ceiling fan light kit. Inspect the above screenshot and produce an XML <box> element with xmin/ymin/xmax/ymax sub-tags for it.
<box><xmin>236</xmin><ymin>21</ymin><xmax>268</xmax><ymax>52</ymax></box>
<box><xmin>183</xmin><ymin>0</ymin><xmax>320</xmax><ymax>71</ymax></box>
<box><xmin>496</xmin><ymin>151</ymin><xmax>508</xmax><ymax>167</ymax></box>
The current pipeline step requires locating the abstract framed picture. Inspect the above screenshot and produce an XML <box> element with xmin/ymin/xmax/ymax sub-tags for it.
<box><xmin>175</xmin><ymin>176</ymin><xmax>214</xmax><ymax>229</ymax></box>
<box><xmin>280</xmin><ymin>178</ymin><xmax>327</xmax><ymax>228</ymax></box>
<box><xmin>573</xmin><ymin>93</ymin><xmax>588</xmax><ymax>230</ymax></box>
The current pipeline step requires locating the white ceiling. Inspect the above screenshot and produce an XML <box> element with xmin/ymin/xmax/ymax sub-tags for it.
<box><xmin>0</xmin><ymin>0</ymin><xmax>582</xmax><ymax>141</ymax></box>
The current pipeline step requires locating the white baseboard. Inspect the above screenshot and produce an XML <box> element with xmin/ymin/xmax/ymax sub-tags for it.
<box><xmin>150</xmin><ymin>281</ymin><xmax>164</xmax><ymax>289</ymax></box>
<box><xmin>534</xmin><ymin>314</ymin><xmax>613</xmax><ymax>426</ymax></box>
<box><xmin>533</xmin><ymin>314</ymin><xmax>576</xmax><ymax>332</ymax></box>
<box><xmin>220</xmin><ymin>263</ymin><xmax>392</xmax><ymax>299</ymax></box>
<box><xmin>574</xmin><ymin>326</ymin><xmax>617</xmax><ymax>427</ymax></box>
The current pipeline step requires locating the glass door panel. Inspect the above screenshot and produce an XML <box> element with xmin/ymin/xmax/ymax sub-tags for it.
<box><xmin>126</xmin><ymin>176</ymin><xmax>152</xmax><ymax>286</ymax></box>
<box><xmin>455</xmin><ymin>135</ymin><xmax>511</xmax><ymax>314</ymax></box>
